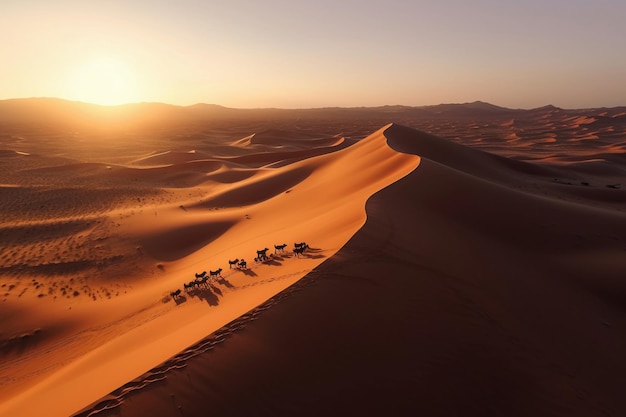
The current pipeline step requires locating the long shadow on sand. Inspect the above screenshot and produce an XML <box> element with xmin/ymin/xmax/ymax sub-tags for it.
<box><xmin>191</xmin><ymin>288</ymin><xmax>219</xmax><ymax>306</ymax></box>
<box><xmin>173</xmin><ymin>296</ymin><xmax>188</xmax><ymax>305</ymax></box>
<box><xmin>292</xmin><ymin>252</ymin><xmax>326</xmax><ymax>260</ymax></box>
<box><xmin>298</xmin><ymin>247</ymin><xmax>326</xmax><ymax>260</ymax></box>
<box><xmin>239</xmin><ymin>268</ymin><xmax>258</xmax><ymax>277</ymax></box>
<box><xmin>209</xmin><ymin>283</ymin><xmax>223</xmax><ymax>296</ymax></box>
<box><xmin>258</xmin><ymin>259</ymin><xmax>282</xmax><ymax>266</ymax></box>
<box><xmin>162</xmin><ymin>295</ymin><xmax>188</xmax><ymax>305</ymax></box>
<box><xmin>216</xmin><ymin>277</ymin><xmax>234</xmax><ymax>288</ymax></box>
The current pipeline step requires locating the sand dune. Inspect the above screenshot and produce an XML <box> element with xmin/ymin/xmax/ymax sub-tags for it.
<box><xmin>73</xmin><ymin>123</ymin><xmax>626</xmax><ymax>417</ymax></box>
<box><xmin>0</xmin><ymin>117</ymin><xmax>418</xmax><ymax>417</ymax></box>
<box><xmin>1</xmin><ymin>99</ymin><xmax>625</xmax><ymax>417</ymax></box>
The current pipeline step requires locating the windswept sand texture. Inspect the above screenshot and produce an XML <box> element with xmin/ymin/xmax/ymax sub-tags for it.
<box><xmin>1</xmin><ymin>99</ymin><xmax>625</xmax><ymax>416</ymax></box>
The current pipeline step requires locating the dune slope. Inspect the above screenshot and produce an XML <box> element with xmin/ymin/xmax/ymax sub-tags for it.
<box><xmin>78</xmin><ymin>124</ymin><xmax>626</xmax><ymax>417</ymax></box>
<box><xmin>0</xmin><ymin>125</ymin><xmax>419</xmax><ymax>417</ymax></box>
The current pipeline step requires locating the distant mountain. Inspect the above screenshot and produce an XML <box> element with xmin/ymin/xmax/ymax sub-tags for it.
<box><xmin>0</xmin><ymin>98</ymin><xmax>197</xmax><ymax>130</ymax></box>
<box><xmin>0</xmin><ymin>97</ymin><xmax>621</xmax><ymax>131</ymax></box>
<box><xmin>417</xmin><ymin>101</ymin><xmax>518</xmax><ymax>116</ymax></box>
<box><xmin>0</xmin><ymin>97</ymin><xmax>101</xmax><ymax>124</ymax></box>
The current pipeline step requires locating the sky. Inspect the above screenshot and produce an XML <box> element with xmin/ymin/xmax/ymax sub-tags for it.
<box><xmin>1</xmin><ymin>0</ymin><xmax>625</xmax><ymax>109</ymax></box>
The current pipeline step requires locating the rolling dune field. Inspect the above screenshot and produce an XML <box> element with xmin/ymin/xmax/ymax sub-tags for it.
<box><xmin>0</xmin><ymin>99</ymin><xmax>625</xmax><ymax>417</ymax></box>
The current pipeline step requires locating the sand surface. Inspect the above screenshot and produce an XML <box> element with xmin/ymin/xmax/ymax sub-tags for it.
<box><xmin>1</xmin><ymin>99</ymin><xmax>625</xmax><ymax>416</ymax></box>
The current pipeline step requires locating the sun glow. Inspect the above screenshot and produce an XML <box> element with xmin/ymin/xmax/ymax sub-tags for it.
<box><xmin>68</xmin><ymin>56</ymin><xmax>141</xmax><ymax>105</ymax></box>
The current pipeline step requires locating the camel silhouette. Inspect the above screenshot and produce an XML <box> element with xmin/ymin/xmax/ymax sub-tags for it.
<box><xmin>255</xmin><ymin>248</ymin><xmax>269</xmax><ymax>262</ymax></box>
<box><xmin>195</xmin><ymin>276</ymin><xmax>208</xmax><ymax>287</ymax></box>
<box><xmin>170</xmin><ymin>241</ymin><xmax>318</xmax><ymax>302</ymax></box>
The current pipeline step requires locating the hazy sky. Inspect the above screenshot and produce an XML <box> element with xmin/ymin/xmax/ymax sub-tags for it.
<box><xmin>1</xmin><ymin>0</ymin><xmax>624</xmax><ymax>108</ymax></box>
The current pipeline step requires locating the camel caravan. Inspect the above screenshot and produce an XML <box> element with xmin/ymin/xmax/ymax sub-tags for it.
<box><xmin>169</xmin><ymin>241</ymin><xmax>310</xmax><ymax>300</ymax></box>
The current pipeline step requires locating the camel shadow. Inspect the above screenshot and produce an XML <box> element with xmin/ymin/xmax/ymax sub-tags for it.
<box><xmin>209</xmin><ymin>283</ymin><xmax>223</xmax><ymax>296</ymax></box>
<box><xmin>217</xmin><ymin>277</ymin><xmax>234</xmax><ymax>288</ymax></box>
<box><xmin>293</xmin><ymin>251</ymin><xmax>326</xmax><ymax>260</ymax></box>
<box><xmin>294</xmin><ymin>246</ymin><xmax>324</xmax><ymax>260</ymax></box>
<box><xmin>240</xmin><ymin>268</ymin><xmax>257</xmax><ymax>277</ymax></box>
<box><xmin>195</xmin><ymin>288</ymin><xmax>219</xmax><ymax>306</ymax></box>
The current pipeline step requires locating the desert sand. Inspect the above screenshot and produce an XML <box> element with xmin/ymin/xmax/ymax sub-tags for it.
<box><xmin>1</xmin><ymin>99</ymin><xmax>625</xmax><ymax>417</ymax></box>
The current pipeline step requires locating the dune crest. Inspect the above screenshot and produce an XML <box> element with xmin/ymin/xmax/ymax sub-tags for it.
<box><xmin>0</xmin><ymin>125</ymin><xmax>419</xmax><ymax>417</ymax></box>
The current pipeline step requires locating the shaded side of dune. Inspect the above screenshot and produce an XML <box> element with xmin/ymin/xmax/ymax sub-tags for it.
<box><xmin>75</xmin><ymin>125</ymin><xmax>626</xmax><ymax>417</ymax></box>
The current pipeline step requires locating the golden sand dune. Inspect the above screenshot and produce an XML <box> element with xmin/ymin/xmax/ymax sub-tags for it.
<box><xmin>0</xmin><ymin>99</ymin><xmax>625</xmax><ymax>417</ymax></box>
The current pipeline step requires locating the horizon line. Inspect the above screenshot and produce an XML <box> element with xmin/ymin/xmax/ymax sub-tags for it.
<box><xmin>4</xmin><ymin>96</ymin><xmax>624</xmax><ymax>112</ymax></box>
<box><xmin>0</xmin><ymin>96</ymin><xmax>520</xmax><ymax>110</ymax></box>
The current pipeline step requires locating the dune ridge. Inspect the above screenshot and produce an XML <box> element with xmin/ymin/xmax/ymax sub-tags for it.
<box><xmin>0</xmin><ymin>124</ymin><xmax>419</xmax><ymax>417</ymax></box>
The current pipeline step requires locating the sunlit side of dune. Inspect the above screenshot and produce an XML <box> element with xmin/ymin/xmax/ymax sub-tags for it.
<box><xmin>0</xmin><ymin>125</ymin><xmax>419</xmax><ymax>417</ymax></box>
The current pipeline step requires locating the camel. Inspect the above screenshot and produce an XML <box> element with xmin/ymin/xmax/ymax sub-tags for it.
<box><xmin>210</xmin><ymin>268</ymin><xmax>223</xmax><ymax>278</ymax></box>
<box><xmin>274</xmin><ymin>243</ymin><xmax>287</xmax><ymax>253</ymax></box>
<box><xmin>238</xmin><ymin>259</ymin><xmax>247</xmax><ymax>269</ymax></box>
<box><xmin>184</xmin><ymin>282</ymin><xmax>195</xmax><ymax>292</ymax></box>
<box><xmin>228</xmin><ymin>259</ymin><xmax>239</xmax><ymax>269</ymax></box>
<box><xmin>255</xmin><ymin>248</ymin><xmax>269</xmax><ymax>262</ymax></box>
<box><xmin>195</xmin><ymin>276</ymin><xmax>208</xmax><ymax>287</ymax></box>
<box><xmin>293</xmin><ymin>246</ymin><xmax>306</xmax><ymax>257</ymax></box>
<box><xmin>195</xmin><ymin>271</ymin><xmax>207</xmax><ymax>279</ymax></box>
<box><xmin>170</xmin><ymin>289</ymin><xmax>181</xmax><ymax>299</ymax></box>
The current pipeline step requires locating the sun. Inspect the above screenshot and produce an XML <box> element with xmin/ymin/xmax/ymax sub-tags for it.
<box><xmin>68</xmin><ymin>56</ymin><xmax>141</xmax><ymax>105</ymax></box>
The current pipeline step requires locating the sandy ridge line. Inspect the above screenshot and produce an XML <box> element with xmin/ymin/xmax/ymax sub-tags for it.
<box><xmin>0</xmin><ymin>124</ymin><xmax>421</xmax><ymax>417</ymax></box>
<box><xmin>70</xmin><ymin>126</ymin><xmax>421</xmax><ymax>417</ymax></box>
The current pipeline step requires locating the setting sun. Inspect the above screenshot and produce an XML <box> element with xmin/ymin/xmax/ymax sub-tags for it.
<box><xmin>67</xmin><ymin>56</ymin><xmax>141</xmax><ymax>105</ymax></box>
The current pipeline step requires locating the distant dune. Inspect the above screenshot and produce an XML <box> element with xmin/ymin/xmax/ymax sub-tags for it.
<box><xmin>0</xmin><ymin>99</ymin><xmax>625</xmax><ymax>417</ymax></box>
